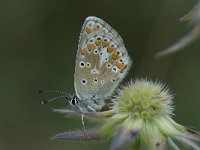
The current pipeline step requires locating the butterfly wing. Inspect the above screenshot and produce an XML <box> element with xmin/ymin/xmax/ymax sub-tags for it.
<box><xmin>74</xmin><ymin>16</ymin><xmax>132</xmax><ymax>105</ymax></box>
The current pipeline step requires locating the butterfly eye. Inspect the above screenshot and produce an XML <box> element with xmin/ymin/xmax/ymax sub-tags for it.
<box><xmin>71</xmin><ymin>99</ymin><xmax>76</xmax><ymax>105</ymax></box>
<box><xmin>69</xmin><ymin>96</ymin><xmax>79</xmax><ymax>106</ymax></box>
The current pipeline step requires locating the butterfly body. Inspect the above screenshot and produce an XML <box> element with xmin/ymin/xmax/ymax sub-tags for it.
<box><xmin>72</xmin><ymin>16</ymin><xmax>132</xmax><ymax>112</ymax></box>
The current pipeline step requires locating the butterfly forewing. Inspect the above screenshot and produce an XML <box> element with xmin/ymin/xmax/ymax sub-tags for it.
<box><xmin>74</xmin><ymin>16</ymin><xmax>132</xmax><ymax>109</ymax></box>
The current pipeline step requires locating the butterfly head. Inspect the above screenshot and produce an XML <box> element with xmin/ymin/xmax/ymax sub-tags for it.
<box><xmin>68</xmin><ymin>95</ymin><xmax>80</xmax><ymax>106</ymax></box>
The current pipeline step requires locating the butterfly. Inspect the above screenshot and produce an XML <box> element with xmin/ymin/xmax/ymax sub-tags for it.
<box><xmin>69</xmin><ymin>16</ymin><xmax>132</xmax><ymax>113</ymax></box>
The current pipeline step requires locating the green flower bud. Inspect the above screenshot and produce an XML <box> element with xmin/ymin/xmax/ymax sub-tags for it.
<box><xmin>98</xmin><ymin>79</ymin><xmax>200</xmax><ymax>150</ymax></box>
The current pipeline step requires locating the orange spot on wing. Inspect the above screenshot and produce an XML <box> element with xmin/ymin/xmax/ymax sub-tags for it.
<box><xmin>86</xmin><ymin>27</ymin><xmax>92</xmax><ymax>34</ymax></box>
<box><xmin>120</xmin><ymin>65</ymin><xmax>127</xmax><ymax>73</ymax></box>
<box><xmin>116</xmin><ymin>62</ymin><xmax>126</xmax><ymax>70</ymax></box>
<box><xmin>107</xmin><ymin>47</ymin><xmax>117</xmax><ymax>53</ymax></box>
<box><xmin>87</xmin><ymin>44</ymin><xmax>95</xmax><ymax>51</ymax></box>
<box><xmin>102</xmin><ymin>41</ymin><xmax>110</xmax><ymax>47</ymax></box>
<box><xmin>93</xmin><ymin>27</ymin><xmax>100</xmax><ymax>32</ymax></box>
<box><xmin>112</xmin><ymin>53</ymin><xmax>121</xmax><ymax>60</ymax></box>
<box><xmin>80</xmin><ymin>48</ymin><xmax>87</xmax><ymax>55</ymax></box>
<box><xmin>95</xmin><ymin>40</ymin><xmax>101</xmax><ymax>46</ymax></box>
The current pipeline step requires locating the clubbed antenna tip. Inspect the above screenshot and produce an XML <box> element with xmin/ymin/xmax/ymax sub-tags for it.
<box><xmin>41</xmin><ymin>101</ymin><xmax>48</xmax><ymax>105</ymax></box>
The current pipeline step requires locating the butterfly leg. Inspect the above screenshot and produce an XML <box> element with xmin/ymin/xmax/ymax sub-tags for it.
<box><xmin>87</xmin><ymin>105</ymin><xmax>96</xmax><ymax>112</ymax></box>
<box><xmin>81</xmin><ymin>114</ymin><xmax>85</xmax><ymax>131</ymax></box>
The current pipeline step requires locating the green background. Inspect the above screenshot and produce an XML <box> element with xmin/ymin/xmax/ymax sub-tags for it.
<box><xmin>0</xmin><ymin>0</ymin><xmax>199</xmax><ymax>150</ymax></box>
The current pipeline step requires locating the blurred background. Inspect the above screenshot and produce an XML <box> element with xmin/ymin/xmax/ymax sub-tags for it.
<box><xmin>0</xmin><ymin>0</ymin><xmax>200</xmax><ymax>150</ymax></box>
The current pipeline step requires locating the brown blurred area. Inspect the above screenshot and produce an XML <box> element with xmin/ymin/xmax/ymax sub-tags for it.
<box><xmin>0</xmin><ymin>0</ymin><xmax>199</xmax><ymax>150</ymax></box>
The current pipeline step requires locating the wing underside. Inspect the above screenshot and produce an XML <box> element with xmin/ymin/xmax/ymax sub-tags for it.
<box><xmin>74</xmin><ymin>16</ymin><xmax>132</xmax><ymax>101</ymax></box>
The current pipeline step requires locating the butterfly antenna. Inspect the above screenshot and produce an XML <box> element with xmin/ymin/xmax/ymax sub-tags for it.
<box><xmin>41</xmin><ymin>95</ymin><xmax>67</xmax><ymax>105</ymax></box>
<box><xmin>38</xmin><ymin>90</ymin><xmax>70</xmax><ymax>96</ymax></box>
